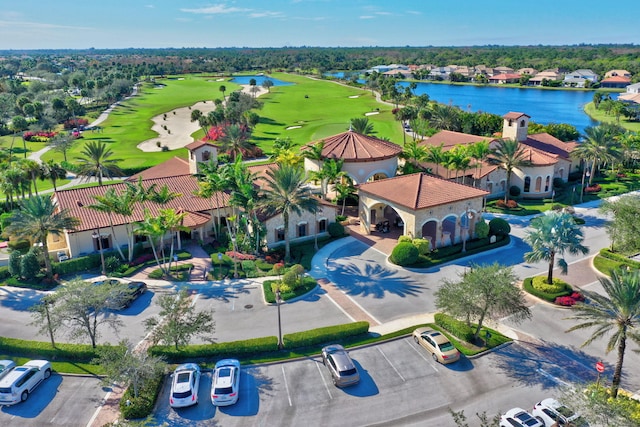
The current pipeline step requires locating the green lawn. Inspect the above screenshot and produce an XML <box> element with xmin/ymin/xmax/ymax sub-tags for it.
<box><xmin>584</xmin><ymin>102</ymin><xmax>640</xmax><ymax>133</ymax></box>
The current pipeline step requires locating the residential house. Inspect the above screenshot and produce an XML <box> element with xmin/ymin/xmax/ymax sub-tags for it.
<box><xmin>600</xmin><ymin>75</ymin><xmax>631</xmax><ymax>89</ymax></box>
<box><xmin>429</xmin><ymin>66</ymin><xmax>455</xmax><ymax>80</ymax></box>
<box><xmin>563</xmin><ymin>69</ymin><xmax>598</xmax><ymax>87</ymax></box>
<box><xmin>604</xmin><ymin>70</ymin><xmax>632</xmax><ymax>79</ymax></box>
<box><xmin>528</xmin><ymin>69</ymin><xmax>564</xmax><ymax>86</ymax></box>
<box><xmin>493</xmin><ymin>66</ymin><xmax>515</xmax><ymax>75</ymax></box>
<box><xmin>625</xmin><ymin>82</ymin><xmax>640</xmax><ymax>94</ymax></box>
<box><xmin>488</xmin><ymin>73</ymin><xmax>521</xmax><ymax>84</ymax></box>
<box><xmin>517</xmin><ymin>68</ymin><xmax>538</xmax><ymax>76</ymax></box>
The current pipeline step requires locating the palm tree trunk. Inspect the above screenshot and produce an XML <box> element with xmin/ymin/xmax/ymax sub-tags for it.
<box><xmin>611</xmin><ymin>332</ymin><xmax>626</xmax><ymax>398</ymax></box>
<box><xmin>547</xmin><ymin>252</ymin><xmax>555</xmax><ymax>284</ymax></box>
<box><xmin>42</xmin><ymin>237</ymin><xmax>53</xmax><ymax>278</ymax></box>
<box><xmin>283</xmin><ymin>212</ymin><xmax>291</xmax><ymax>263</ymax></box>
<box><xmin>107</xmin><ymin>217</ymin><xmax>126</xmax><ymax>261</ymax></box>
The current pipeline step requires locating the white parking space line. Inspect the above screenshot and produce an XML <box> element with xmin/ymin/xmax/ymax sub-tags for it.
<box><xmin>323</xmin><ymin>294</ymin><xmax>357</xmax><ymax>322</ymax></box>
<box><xmin>86</xmin><ymin>390</ymin><xmax>111</xmax><ymax>427</ymax></box>
<box><xmin>281</xmin><ymin>366</ymin><xmax>293</xmax><ymax>406</ymax></box>
<box><xmin>406</xmin><ymin>340</ymin><xmax>438</xmax><ymax>372</ymax></box>
<box><xmin>377</xmin><ymin>347</ymin><xmax>405</xmax><ymax>382</ymax></box>
<box><xmin>315</xmin><ymin>361</ymin><xmax>333</xmax><ymax>399</ymax></box>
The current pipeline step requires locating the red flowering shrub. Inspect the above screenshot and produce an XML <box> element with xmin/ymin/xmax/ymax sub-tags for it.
<box><xmin>206</xmin><ymin>125</ymin><xmax>226</xmax><ymax>141</ymax></box>
<box><xmin>585</xmin><ymin>184</ymin><xmax>601</xmax><ymax>193</ymax></box>
<box><xmin>225</xmin><ymin>251</ymin><xmax>256</xmax><ymax>261</ymax></box>
<box><xmin>130</xmin><ymin>253</ymin><xmax>155</xmax><ymax>266</ymax></box>
<box><xmin>496</xmin><ymin>199</ymin><xmax>518</xmax><ymax>209</ymax></box>
<box><xmin>555</xmin><ymin>296</ymin><xmax>578</xmax><ymax>306</ymax></box>
<box><xmin>570</xmin><ymin>292</ymin><xmax>585</xmax><ymax>302</ymax></box>
<box><xmin>23</xmin><ymin>131</ymin><xmax>57</xmax><ymax>142</ymax></box>
<box><xmin>63</xmin><ymin>118</ymin><xmax>89</xmax><ymax>130</ymax></box>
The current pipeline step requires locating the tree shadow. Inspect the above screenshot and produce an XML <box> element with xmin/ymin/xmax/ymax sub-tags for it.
<box><xmin>327</xmin><ymin>261</ymin><xmax>425</xmax><ymax>298</ymax></box>
<box><xmin>0</xmin><ymin>287</ymin><xmax>46</xmax><ymax>311</ymax></box>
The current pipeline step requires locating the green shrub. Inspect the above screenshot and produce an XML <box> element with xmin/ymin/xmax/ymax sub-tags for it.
<box><xmin>599</xmin><ymin>248</ymin><xmax>640</xmax><ymax>268</ymax></box>
<box><xmin>531</xmin><ymin>275</ymin><xmax>569</xmax><ymax>293</ymax></box>
<box><xmin>255</xmin><ymin>259</ymin><xmax>274</xmax><ymax>271</ymax></box>
<box><xmin>0</xmin><ymin>212</ymin><xmax>11</xmax><ymax>231</ymax></box>
<box><xmin>552</xmin><ymin>177</ymin><xmax>565</xmax><ymax>189</ymax></box>
<box><xmin>412</xmin><ymin>238</ymin><xmax>431</xmax><ymax>255</ymax></box>
<box><xmin>509</xmin><ymin>185</ymin><xmax>521</xmax><ymax>197</ymax></box>
<box><xmin>120</xmin><ymin>371</ymin><xmax>164</xmax><ymax>420</ymax></box>
<box><xmin>20</xmin><ymin>250</ymin><xmax>41</xmax><ymax>278</ymax></box>
<box><xmin>398</xmin><ymin>235</ymin><xmax>412</xmax><ymax>244</ymax></box>
<box><xmin>8</xmin><ymin>250</ymin><xmax>21</xmax><ymax>277</ymax></box>
<box><xmin>241</xmin><ymin>260</ymin><xmax>257</xmax><ymax>278</ymax></box>
<box><xmin>282</xmin><ymin>321</ymin><xmax>370</xmax><ymax>348</ymax></box>
<box><xmin>327</xmin><ymin>222</ymin><xmax>345</xmax><ymax>237</ymax></box>
<box><xmin>523</xmin><ymin>277</ymin><xmax>572</xmax><ymax>302</ymax></box>
<box><xmin>335</xmin><ymin>215</ymin><xmax>347</xmax><ymax>222</ymax></box>
<box><xmin>104</xmin><ymin>255</ymin><xmax>122</xmax><ymax>274</ymax></box>
<box><xmin>0</xmin><ymin>266</ymin><xmax>10</xmax><ymax>281</ymax></box>
<box><xmin>8</xmin><ymin>239</ymin><xmax>30</xmax><ymax>252</ymax></box>
<box><xmin>390</xmin><ymin>242</ymin><xmax>419</xmax><ymax>266</ymax></box>
<box><xmin>263</xmin><ymin>276</ymin><xmax>317</xmax><ymax>302</ymax></box>
<box><xmin>149</xmin><ymin>337</ymin><xmax>279</xmax><ymax>363</ymax></box>
<box><xmin>0</xmin><ymin>336</ymin><xmax>98</xmax><ymax>362</ymax></box>
<box><xmin>489</xmin><ymin>217</ymin><xmax>511</xmax><ymax>236</ymax></box>
<box><xmin>53</xmin><ymin>253</ymin><xmax>102</xmax><ymax>276</ymax></box>
<box><xmin>474</xmin><ymin>218</ymin><xmax>489</xmax><ymax>239</ymax></box>
<box><xmin>434</xmin><ymin>313</ymin><xmax>474</xmax><ymax>343</ymax></box>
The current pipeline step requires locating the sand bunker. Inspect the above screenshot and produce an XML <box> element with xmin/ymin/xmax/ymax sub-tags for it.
<box><xmin>286</xmin><ymin>126</ymin><xmax>302</xmax><ymax>130</ymax></box>
<box><xmin>349</xmin><ymin>95</ymin><xmax>359</xmax><ymax>98</ymax></box>
<box><xmin>365</xmin><ymin>111</ymin><xmax>380</xmax><ymax>116</ymax></box>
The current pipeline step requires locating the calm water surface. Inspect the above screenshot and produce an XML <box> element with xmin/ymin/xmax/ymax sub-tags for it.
<box><xmin>397</xmin><ymin>81</ymin><xmax>599</xmax><ymax>134</ymax></box>
<box><xmin>230</xmin><ymin>75</ymin><xmax>293</xmax><ymax>86</ymax></box>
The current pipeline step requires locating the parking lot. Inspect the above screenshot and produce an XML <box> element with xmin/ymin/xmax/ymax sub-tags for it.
<box><xmin>153</xmin><ymin>337</ymin><xmax>551</xmax><ymax>426</ymax></box>
<box><xmin>0</xmin><ymin>374</ymin><xmax>107</xmax><ymax>427</ymax></box>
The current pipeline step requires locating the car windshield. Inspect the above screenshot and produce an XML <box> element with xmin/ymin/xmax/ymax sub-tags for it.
<box><xmin>439</xmin><ymin>342</ymin><xmax>455</xmax><ymax>351</ymax></box>
<box><xmin>0</xmin><ymin>387</ymin><xmax>11</xmax><ymax>394</ymax></box>
<box><xmin>172</xmin><ymin>390</ymin><xmax>192</xmax><ymax>399</ymax></box>
<box><xmin>339</xmin><ymin>368</ymin><xmax>357</xmax><ymax>376</ymax></box>
<box><xmin>214</xmin><ymin>386</ymin><xmax>233</xmax><ymax>395</ymax></box>
<box><xmin>176</xmin><ymin>372</ymin><xmax>190</xmax><ymax>383</ymax></box>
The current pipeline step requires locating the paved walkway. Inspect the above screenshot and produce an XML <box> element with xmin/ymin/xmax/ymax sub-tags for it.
<box><xmin>129</xmin><ymin>242</ymin><xmax>213</xmax><ymax>281</ymax></box>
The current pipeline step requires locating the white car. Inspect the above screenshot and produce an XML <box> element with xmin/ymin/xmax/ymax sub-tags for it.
<box><xmin>532</xmin><ymin>398</ymin><xmax>589</xmax><ymax>426</ymax></box>
<box><xmin>169</xmin><ymin>363</ymin><xmax>201</xmax><ymax>408</ymax></box>
<box><xmin>0</xmin><ymin>360</ymin><xmax>16</xmax><ymax>381</ymax></box>
<box><xmin>0</xmin><ymin>360</ymin><xmax>52</xmax><ymax>406</ymax></box>
<box><xmin>211</xmin><ymin>359</ymin><xmax>241</xmax><ymax>406</ymax></box>
<box><xmin>500</xmin><ymin>407</ymin><xmax>543</xmax><ymax>427</ymax></box>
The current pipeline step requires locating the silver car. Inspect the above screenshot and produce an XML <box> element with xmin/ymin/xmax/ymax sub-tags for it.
<box><xmin>321</xmin><ymin>344</ymin><xmax>360</xmax><ymax>387</ymax></box>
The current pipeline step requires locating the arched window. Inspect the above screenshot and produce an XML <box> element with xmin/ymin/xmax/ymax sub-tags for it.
<box><xmin>558</xmin><ymin>168</ymin><xmax>564</xmax><ymax>179</ymax></box>
<box><xmin>202</xmin><ymin>150</ymin><xmax>210</xmax><ymax>161</ymax></box>
<box><xmin>486</xmin><ymin>182</ymin><xmax>493</xmax><ymax>193</ymax></box>
<box><xmin>545</xmin><ymin>176</ymin><xmax>551</xmax><ymax>192</ymax></box>
<box><xmin>520</xmin><ymin>120</ymin><xmax>526</xmax><ymax>127</ymax></box>
<box><xmin>275</xmin><ymin>227</ymin><xmax>285</xmax><ymax>242</ymax></box>
<box><xmin>535</xmin><ymin>176</ymin><xmax>542</xmax><ymax>192</ymax></box>
<box><xmin>297</xmin><ymin>222</ymin><xmax>307</xmax><ymax>237</ymax></box>
<box><xmin>318</xmin><ymin>219</ymin><xmax>327</xmax><ymax>233</ymax></box>
<box><xmin>524</xmin><ymin>176</ymin><xmax>531</xmax><ymax>192</ymax></box>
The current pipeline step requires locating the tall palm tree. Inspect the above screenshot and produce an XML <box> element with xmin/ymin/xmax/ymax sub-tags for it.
<box><xmin>425</xmin><ymin>143</ymin><xmax>446</xmax><ymax>177</ymax></box>
<box><xmin>219</xmin><ymin>85</ymin><xmax>226</xmax><ymax>101</ymax></box>
<box><xmin>5</xmin><ymin>195</ymin><xmax>80</xmax><ymax>278</ymax></box>
<box><xmin>572</xmin><ymin>125</ymin><xmax>617</xmax><ymax>186</ymax></box>
<box><xmin>490</xmin><ymin>138</ymin><xmax>531</xmax><ymax>202</ymax></box>
<box><xmin>19</xmin><ymin>159</ymin><xmax>42</xmax><ymax>195</ymax></box>
<box><xmin>399</xmin><ymin>140</ymin><xmax>428</xmax><ymax>174</ymax></box>
<box><xmin>523</xmin><ymin>211</ymin><xmax>589</xmax><ymax>284</ymax></box>
<box><xmin>39</xmin><ymin>160</ymin><xmax>67</xmax><ymax>192</ymax></box>
<box><xmin>194</xmin><ymin>159</ymin><xmax>229</xmax><ymax>239</ymax></box>
<box><xmin>135</xmin><ymin>208</ymin><xmax>188</xmax><ymax>277</ymax></box>
<box><xmin>335</xmin><ymin>178</ymin><xmax>356</xmax><ymax>216</ymax></box>
<box><xmin>468</xmin><ymin>140</ymin><xmax>492</xmax><ymax>187</ymax></box>
<box><xmin>260</xmin><ymin>164</ymin><xmax>318</xmax><ymax>263</ymax></box>
<box><xmin>148</xmin><ymin>184</ymin><xmax>181</xmax><ymax>205</ymax></box>
<box><xmin>76</xmin><ymin>140</ymin><xmax>123</xmax><ymax>186</ymax></box>
<box><xmin>88</xmin><ymin>187</ymin><xmax>127</xmax><ymax>261</ymax></box>
<box><xmin>218</xmin><ymin>124</ymin><xmax>252</xmax><ymax>161</ymax></box>
<box><xmin>446</xmin><ymin>146</ymin><xmax>471</xmax><ymax>183</ymax></box>
<box><xmin>350</xmin><ymin>117</ymin><xmax>375</xmax><ymax>135</ymax></box>
<box><xmin>429</xmin><ymin>104</ymin><xmax>460</xmax><ymax>131</ymax></box>
<box><xmin>566</xmin><ymin>269</ymin><xmax>640</xmax><ymax>398</ymax></box>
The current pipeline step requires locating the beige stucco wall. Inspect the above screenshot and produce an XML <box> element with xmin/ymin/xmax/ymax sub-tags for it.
<box><xmin>188</xmin><ymin>145</ymin><xmax>218</xmax><ymax>174</ymax></box>
<box><xmin>304</xmin><ymin>157</ymin><xmax>398</xmax><ymax>185</ymax></box>
<box><xmin>513</xmin><ymin>164</ymin><xmax>556</xmax><ymax>198</ymax></box>
<box><xmin>264</xmin><ymin>205</ymin><xmax>337</xmax><ymax>249</ymax></box>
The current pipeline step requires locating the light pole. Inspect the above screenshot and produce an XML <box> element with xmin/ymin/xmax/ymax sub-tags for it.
<box><xmin>314</xmin><ymin>208</ymin><xmax>323</xmax><ymax>251</ymax></box>
<box><xmin>92</xmin><ymin>227</ymin><xmax>106</xmax><ymax>276</ymax></box>
<box><xmin>276</xmin><ymin>286</ymin><xmax>283</xmax><ymax>350</ymax></box>
<box><xmin>461</xmin><ymin>208</ymin><xmax>474</xmax><ymax>253</ymax></box>
<box><xmin>580</xmin><ymin>168</ymin><xmax>590</xmax><ymax>203</ymax></box>
<box><xmin>230</xmin><ymin>235</ymin><xmax>238</xmax><ymax>278</ymax></box>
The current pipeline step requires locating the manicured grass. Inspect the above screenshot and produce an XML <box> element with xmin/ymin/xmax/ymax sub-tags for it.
<box><xmin>0</xmin><ymin>354</ymin><xmax>104</xmax><ymax>376</ymax></box>
<box><xmin>250</xmin><ymin>72</ymin><xmax>405</xmax><ymax>155</ymax></box>
<box><xmin>593</xmin><ymin>255</ymin><xmax>623</xmax><ymax>276</ymax></box>
<box><xmin>584</xmin><ymin>102</ymin><xmax>640</xmax><ymax>133</ymax></box>
<box><xmin>41</xmin><ymin>75</ymin><xmax>241</xmax><ymax>170</ymax></box>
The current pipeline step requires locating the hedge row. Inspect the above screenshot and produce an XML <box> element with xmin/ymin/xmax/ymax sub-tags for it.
<box><xmin>434</xmin><ymin>313</ymin><xmax>475</xmax><ymax>343</ymax></box>
<box><xmin>522</xmin><ymin>277</ymin><xmax>572</xmax><ymax>302</ymax></box>
<box><xmin>52</xmin><ymin>253</ymin><xmax>104</xmax><ymax>276</ymax></box>
<box><xmin>149</xmin><ymin>336</ymin><xmax>279</xmax><ymax>363</ymax></box>
<box><xmin>120</xmin><ymin>371</ymin><xmax>164</xmax><ymax>420</ymax></box>
<box><xmin>599</xmin><ymin>248</ymin><xmax>640</xmax><ymax>268</ymax></box>
<box><xmin>0</xmin><ymin>336</ymin><xmax>99</xmax><ymax>362</ymax></box>
<box><xmin>0</xmin><ymin>266</ymin><xmax>10</xmax><ymax>281</ymax></box>
<box><xmin>282</xmin><ymin>321</ymin><xmax>370</xmax><ymax>348</ymax></box>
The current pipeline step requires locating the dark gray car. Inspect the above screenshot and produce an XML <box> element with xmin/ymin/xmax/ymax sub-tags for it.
<box><xmin>321</xmin><ymin>344</ymin><xmax>360</xmax><ymax>387</ymax></box>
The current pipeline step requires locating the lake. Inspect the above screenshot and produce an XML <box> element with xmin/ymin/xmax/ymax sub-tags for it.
<box><xmin>397</xmin><ymin>81</ymin><xmax>599</xmax><ymax>134</ymax></box>
<box><xmin>230</xmin><ymin>75</ymin><xmax>293</xmax><ymax>86</ymax></box>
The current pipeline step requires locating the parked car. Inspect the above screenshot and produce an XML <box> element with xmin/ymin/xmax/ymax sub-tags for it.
<box><xmin>532</xmin><ymin>398</ymin><xmax>588</xmax><ymax>426</ymax></box>
<box><xmin>0</xmin><ymin>360</ymin><xmax>52</xmax><ymax>406</ymax></box>
<box><xmin>412</xmin><ymin>327</ymin><xmax>460</xmax><ymax>364</ymax></box>
<box><xmin>93</xmin><ymin>278</ymin><xmax>147</xmax><ymax>309</ymax></box>
<box><xmin>0</xmin><ymin>360</ymin><xmax>16</xmax><ymax>381</ymax></box>
<box><xmin>211</xmin><ymin>359</ymin><xmax>241</xmax><ymax>406</ymax></box>
<box><xmin>169</xmin><ymin>363</ymin><xmax>201</xmax><ymax>408</ymax></box>
<box><xmin>321</xmin><ymin>344</ymin><xmax>360</xmax><ymax>387</ymax></box>
<box><xmin>500</xmin><ymin>407</ymin><xmax>544</xmax><ymax>427</ymax></box>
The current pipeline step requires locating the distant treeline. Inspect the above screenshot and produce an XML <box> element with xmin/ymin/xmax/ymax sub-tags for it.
<box><xmin>1</xmin><ymin>45</ymin><xmax>639</xmax><ymax>80</ymax></box>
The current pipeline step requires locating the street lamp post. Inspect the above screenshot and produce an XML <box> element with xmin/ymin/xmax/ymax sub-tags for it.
<box><xmin>580</xmin><ymin>168</ymin><xmax>591</xmax><ymax>203</ymax></box>
<box><xmin>275</xmin><ymin>287</ymin><xmax>283</xmax><ymax>350</ymax></box>
<box><xmin>231</xmin><ymin>235</ymin><xmax>238</xmax><ymax>278</ymax></box>
<box><xmin>314</xmin><ymin>208</ymin><xmax>323</xmax><ymax>251</ymax></box>
<box><xmin>461</xmin><ymin>208</ymin><xmax>474</xmax><ymax>253</ymax></box>
<box><xmin>92</xmin><ymin>227</ymin><xmax>106</xmax><ymax>276</ymax></box>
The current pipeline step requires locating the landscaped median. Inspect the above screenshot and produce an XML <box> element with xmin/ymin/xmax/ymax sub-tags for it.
<box><xmin>523</xmin><ymin>276</ymin><xmax>585</xmax><ymax>307</ymax></box>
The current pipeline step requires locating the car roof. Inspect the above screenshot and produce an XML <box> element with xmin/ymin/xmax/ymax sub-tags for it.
<box><xmin>0</xmin><ymin>360</ymin><xmax>15</xmax><ymax>370</ymax></box>
<box><xmin>416</xmin><ymin>328</ymin><xmax>450</xmax><ymax>344</ymax></box>
<box><xmin>23</xmin><ymin>360</ymin><xmax>50</xmax><ymax>369</ymax></box>
<box><xmin>323</xmin><ymin>344</ymin><xmax>346</xmax><ymax>353</ymax></box>
<box><xmin>214</xmin><ymin>359</ymin><xmax>240</xmax><ymax>369</ymax></box>
<box><xmin>174</xmin><ymin>363</ymin><xmax>199</xmax><ymax>373</ymax></box>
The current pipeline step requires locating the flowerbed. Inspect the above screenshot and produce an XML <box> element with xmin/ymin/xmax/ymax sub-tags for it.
<box><xmin>495</xmin><ymin>199</ymin><xmax>518</xmax><ymax>209</ymax></box>
<box><xmin>585</xmin><ymin>184</ymin><xmax>602</xmax><ymax>193</ymax></box>
<box><xmin>225</xmin><ymin>251</ymin><xmax>256</xmax><ymax>261</ymax></box>
<box><xmin>555</xmin><ymin>291</ymin><xmax>585</xmax><ymax>306</ymax></box>
<box><xmin>23</xmin><ymin>131</ymin><xmax>57</xmax><ymax>142</ymax></box>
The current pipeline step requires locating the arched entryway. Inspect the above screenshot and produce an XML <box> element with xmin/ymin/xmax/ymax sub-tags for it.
<box><xmin>421</xmin><ymin>220</ymin><xmax>438</xmax><ymax>250</ymax></box>
<box><xmin>368</xmin><ymin>202</ymin><xmax>405</xmax><ymax>235</ymax></box>
<box><xmin>441</xmin><ymin>215</ymin><xmax>457</xmax><ymax>247</ymax></box>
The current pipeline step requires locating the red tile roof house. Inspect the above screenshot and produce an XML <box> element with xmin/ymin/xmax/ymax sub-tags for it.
<box><xmin>600</xmin><ymin>75</ymin><xmax>632</xmax><ymax>89</ymax></box>
<box><xmin>488</xmin><ymin>73</ymin><xmax>522</xmax><ymax>84</ymax></box>
<box><xmin>50</xmin><ymin>147</ymin><xmax>337</xmax><ymax>261</ymax></box>
<box><xmin>417</xmin><ymin>112</ymin><xmax>578</xmax><ymax>201</ymax></box>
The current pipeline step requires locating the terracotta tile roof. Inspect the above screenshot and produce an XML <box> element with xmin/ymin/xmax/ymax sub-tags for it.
<box><xmin>503</xmin><ymin>112</ymin><xmax>530</xmax><ymax>120</ymax></box>
<box><xmin>305</xmin><ymin>130</ymin><xmax>402</xmax><ymax>162</ymax></box>
<box><xmin>55</xmin><ymin>174</ymin><xmax>231</xmax><ymax>233</ymax></box>
<box><xmin>489</xmin><ymin>73</ymin><xmax>521</xmax><ymax>80</ymax></box>
<box><xmin>185</xmin><ymin>139</ymin><xmax>218</xmax><ymax>151</ymax></box>
<box><xmin>515</xmin><ymin>144</ymin><xmax>559</xmax><ymax>166</ymax></box>
<box><xmin>419</xmin><ymin>130</ymin><xmax>492</xmax><ymax>150</ymax></box>
<box><xmin>601</xmin><ymin>76</ymin><xmax>631</xmax><ymax>83</ymax></box>
<box><xmin>128</xmin><ymin>157</ymin><xmax>190</xmax><ymax>181</ymax></box>
<box><xmin>520</xmin><ymin>133</ymin><xmax>577</xmax><ymax>159</ymax></box>
<box><xmin>358</xmin><ymin>173</ymin><xmax>488</xmax><ymax>210</ymax></box>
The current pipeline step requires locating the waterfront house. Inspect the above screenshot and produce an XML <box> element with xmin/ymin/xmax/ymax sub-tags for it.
<box><xmin>600</xmin><ymin>75</ymin><xmax>631</xmax><ymax>89</ymax></box>
<box><xmin>604</xmin><ymin>70</ymin><xmax>632</xmax><ymax>79</ymax></box>
<box><xmin>489</xmin><ymin>73</ymin><xmax>521</xmax><ymax>84</ymax></box>
<box><xmin>563</xmin><ymin>69</ymin><xmax>598</xmax><ymax>87</ymax></box>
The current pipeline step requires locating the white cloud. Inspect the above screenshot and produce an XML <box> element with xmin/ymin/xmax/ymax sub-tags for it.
<box><xmin>359</xmin><ymin>15</ymin><xmax>375</xmax><ymax>20</ymax></box>
<box><xmin>180</xmin><ymin>4</ymin><xmax>251</xmax><ymax>14</ymax></box>
<box><xmin>249</xmin><ymin>11</ymin><xmax>285</xmax><ymax>19</ymax></box>
<box><xmin>0</xmin><ymin>20</ymin><xmax>92</xmax><ymax>31</ymax></box>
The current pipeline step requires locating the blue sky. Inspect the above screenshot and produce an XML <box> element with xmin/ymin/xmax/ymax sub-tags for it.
<box><xmin>1</xmin><ymin>0</ymin><xmax>638</xmax><ymax>50</ymax></box>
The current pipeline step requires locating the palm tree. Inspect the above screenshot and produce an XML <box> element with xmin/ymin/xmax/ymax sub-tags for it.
<box><xmin>135</xmin><ymin>208</ymin><xmax>188</xmax><ymax>277</ymax></box>
<box><xmin>566</xmin><ymin>269</ymin><xmax>640</xmax><ymax>398</ymax></box>
<box><xmin>399</xmin><ymin>140</ymin><xmax>428</xmax><ymax>174</ymax></box>
<box><xmin>4</xmin><ymin>195</ymin><xmax>80</xmax><ymax>278</ymax></box>
<box><xmin>490</xmin><ymin>138</ymin><xmax>531</xmax><ymax>202</ymax></box>
<box><xmin>446</xmin><ymin>146</ymin><xmax>471</xmax><ymax>183</ymax></box>
<box><xmin>39</xmin><ymin>160</ymin><xmax>67</xmax><ymax>192</ymax></box>
<box><xmin>260</xmin><ymin>164</ymin><xmax>318</xmax><ymax>263</ymax></box>
<box><xmin>194</xmin><ymin>159</ymin><xmax>229</xmax><ymax>239</ymax></box>
<box><xmin>218</xmin><ymin>124</ymin><xmax>252</xmax><ymax>161</ymax></box>
<box><xmin>76</xmin><ymin>140</ymin><xmax>123</xmax><ymax>186</ymax></box>
<box><xmin>19</xmin><ymin>159</ymin><xmax>42</xmax><ymax>195</ymax></box>
<box><xmin>429</xmin><ymin>104</ymin><xmax>460</xmax><ymax>131</ymax></box>
<box><xmin>524</xmin><ymin>211</ymin><xmax>589</xmax><ymax>284</ymax></box>
<box><xmin>468</xmin><ymin>140</ymin><xmax>492</xmax><ymax>188</ymax></box>
<box><xmin>335</xmin><ymin>178</ymin><xmax>356</xmax><ymax>216</ymax></box>
<box><xmin>219</xmin><ymin>85</ymin><xmax>226</xmax><ymax>101</ymax></box>
<box><xmin>350</xmin><ymin>117</ymin><xmax>375</xmax><ymax>135</ymax></box>
<box><xmin>425</xmin><ymin>143</ymin><xmax>446</xmax><ymax>177</ymax></box>
<box><xmin>88</xmin><ymin>187</ymin><xmax>127</xmax><ymax>261</ymax></box>
<box><xmin>148</xmin><ymin>184</ymin><xmax>181</xmax><ymax>205</ymax></box>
